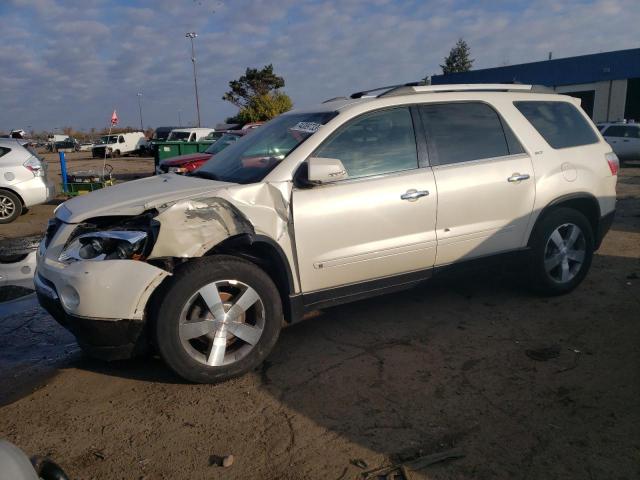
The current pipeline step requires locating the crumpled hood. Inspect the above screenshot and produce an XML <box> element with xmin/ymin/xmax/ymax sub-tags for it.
<box><xmin>56</xmin><ymin>174</ymin><xmax>231</xmax><ymax>223</ymax></box>
<box><xmin>161</xmin><ymin>152</ymin><xmax>212</xmax><ymax>166</ymax></box>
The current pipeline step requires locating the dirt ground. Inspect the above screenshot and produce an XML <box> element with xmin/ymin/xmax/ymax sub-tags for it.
<box><xmin>0</xmin><ymin>163</ymin><xmax>638</xmax><ymax>479</ymax></box>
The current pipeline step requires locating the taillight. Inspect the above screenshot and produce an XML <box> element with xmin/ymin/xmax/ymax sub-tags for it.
<box><xmin>23</xmin><ymin>156</ymin><xmax>43</xmax><ymax>177</ymax></box>
<box><xmin>605</xmin><ymin>152</ymin><xmax>619</xmax><ymax>176</ymax></box>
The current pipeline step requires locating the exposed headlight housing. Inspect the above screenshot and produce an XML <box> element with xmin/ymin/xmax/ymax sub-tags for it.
<box><xmin>59</xmin><ymin>230</ymin><xmax>148</xmax><ymax>263</ymax></box>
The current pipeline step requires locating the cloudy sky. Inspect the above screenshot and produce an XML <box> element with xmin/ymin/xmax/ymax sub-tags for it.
<box><xmin>0</xmin><ymin>0</ymin><xmax>638</xmax><ymax>132</ymax></box>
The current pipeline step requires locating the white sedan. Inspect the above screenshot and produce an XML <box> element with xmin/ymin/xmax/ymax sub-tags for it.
<box><xmin>0</xmin><ymin>138</ymin><xmax>55</xmax><ymax>223</ymax></box>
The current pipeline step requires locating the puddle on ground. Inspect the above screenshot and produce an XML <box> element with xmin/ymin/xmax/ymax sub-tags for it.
<box><xmin>0</xmin><ymin>297</ymin><xmax>80</xmax><ymax>406</ymax></box>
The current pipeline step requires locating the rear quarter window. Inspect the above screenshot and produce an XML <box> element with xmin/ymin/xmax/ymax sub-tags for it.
<box><xmin>0</xmin><ymin>147</ymin><xmax>10</xmax><ymax>158</ymax></box>
<box><xmin>603</xmin><ymin>125</ymin><xmax>640</xmax><ymax>138</ymax></box>
<box><xmin>514</xmin><ymin>101</ymin><xmax>599</xmax><ymax>149</ymax></box>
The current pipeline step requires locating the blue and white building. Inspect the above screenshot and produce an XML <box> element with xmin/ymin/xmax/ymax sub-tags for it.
<box><xmin>432</xmin><ymin>48</ymin><xmax>640</xmax><ymax>123</ymax></box>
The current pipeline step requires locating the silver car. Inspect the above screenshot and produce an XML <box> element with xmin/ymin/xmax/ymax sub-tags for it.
<box><xmin>0</xmin><ymin>139</ymin><xmax>54</xmax><ymax>223</ymax></box>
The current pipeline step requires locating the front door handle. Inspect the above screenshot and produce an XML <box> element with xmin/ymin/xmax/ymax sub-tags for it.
<box><xmin>401</xmin><ymin>189</ymin><xmax>429</xmax><ymax>201</ymax></box>
<box><xmin>507</xmin><ymin>173</ymin><xmax>530</xmax><ymax>183</ymax></box>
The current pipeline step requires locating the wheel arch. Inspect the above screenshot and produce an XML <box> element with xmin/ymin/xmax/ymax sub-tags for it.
<box><xmin>0</xmin><ymin>187</ymin><xmax>25</xmax><ymax>206</ymax></box>
<box><xmin>528</xmin><ymin>193</ymin><xmax>601</xmax><ymax>247</ymax></box>
<box><xmin>205</xmin><ymin>234</ymin><xmax>298</xmax><ymax>323</ymax></box>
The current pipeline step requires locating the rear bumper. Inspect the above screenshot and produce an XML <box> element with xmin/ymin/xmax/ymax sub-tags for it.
<box><xmin>35</xmin><ymin>273</ymin><xmax>146</xmax><ymax>360</ymax></box>
<box><xmin>12</xmin><ymin>176</ymin><xmax>54</xmax><ymax>208</ymax></box>
<box><xmin>595</xmin><ymin>209</ymin><xmax>615</xmax><ymax>249</ymax></box>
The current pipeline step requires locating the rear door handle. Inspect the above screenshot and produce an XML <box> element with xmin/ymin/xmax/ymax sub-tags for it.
<box><xmin>401</xmin><ymin>189</ymin><xmax>429</xmax><ymax>201</ymax></box>
<box><xmin>508</xmin><ymin>173</ymin><xmax>530</xmax><ymax>183</ymax></box>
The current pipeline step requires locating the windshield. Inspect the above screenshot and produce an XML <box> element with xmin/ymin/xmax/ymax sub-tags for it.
<box><xmin>98</xmin><ymin>135</ymin><xmax>118</xmax><ymax>144</ymax></box>
<box><xmin>168</xmin><ymin>131</ymin><xmax>192</xmax><ymax>141</ymax></box>
<box><xmin>205</xmin><ymin>131</ymin><xmax>224</xmax><ymax>141</ymax></box>
<box><xmin>195</xmin><ymin>111</ymin><xmax>337</xmax><ymax>184</ymax></box>
<box><xmin>204</xmin><ymin>134</ymin><xmax>241</xmax><ymax>155</ymax></box>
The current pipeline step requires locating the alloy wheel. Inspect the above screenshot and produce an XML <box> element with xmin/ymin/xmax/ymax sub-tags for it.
<box><xmin>178</xmin><ymin>280</ymin><xmax>265</xmax><ymax>367</ymax></box>
<box><xmin>0</xmin><ymin>194</ymin><xmax>16</xmax><ymax>219</ymax></box>
<box><xmin>544</xmin><ymin>223</ymin><xmax>586</xmax><ymax>283</ymax></box>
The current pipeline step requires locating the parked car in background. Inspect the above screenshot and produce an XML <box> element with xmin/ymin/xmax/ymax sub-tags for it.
<box><xmin>158</xmin><ymin>130</ymin><xmax>248</xmax><ymax>174</ymax></box>
<box><xmin>0</xmin><ymin>139</ymin><xmax>54</xmax><ymax>223</ymax></box>
<box><xmin>167</xmin><ymin>128</ymin><xmax>216</xmax><ymax>142</ymax></box>
<box><xmin>46</xmin><ymin>136</ymin><xmax>80</xmax><ymax>152</ymax></box>
<box><xmin>91</xmin><ymin>132</ymin><xmax>147</xmax><ymax>158</ymax></box>
<box><xmin>78</xmin><ymin>142</ymin><xmax>94</xmax><ymax>152</ymax></box>
<box><xmin>598</xmin><ymin>122</ymin><xmax>640</xmax><ymax>165</ymax></box>
<box><xmin>35</xmin><ymin>84</ymin><xmax>617</xmax><ymax>383</ymax></box>
<box><xmin>153</xmin><ymin>127</ymin><xmax>182</xmax><ymax>142</ymax></box>
<box><xmin>241</xmin><ymin>122</ymin><xmax>263</xmax><ymax>131</ymax></box>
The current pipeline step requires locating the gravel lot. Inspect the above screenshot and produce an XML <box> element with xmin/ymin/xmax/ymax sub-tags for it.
<box><xmin>0</xmin><ymin>158</ymin><xmax>638</xmax><ymax>479</ymax></box>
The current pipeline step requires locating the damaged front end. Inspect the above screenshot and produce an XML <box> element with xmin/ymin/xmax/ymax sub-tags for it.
<box><xmin>36</xmin><ymin>212</ymin><xmax>170</xmax><ymax>360</ymax></box>
<box><xmin>35</xmin><ymin>179</ymin><xmax>298</xmax><ymax>361</ymax></box>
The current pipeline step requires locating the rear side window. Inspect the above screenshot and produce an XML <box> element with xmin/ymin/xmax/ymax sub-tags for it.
<box><xmin>602</xmin><ymin>125</ymin><xmax>640</xmax><ymax>138</ymax></box>
<box><xmin>0</xmin><ymin>147</ymin><xmax>10</xmax><ymax>158</ymax></box>
<box><xmin>419</xmin><ymin>102</ymin><xmax>516</xmax><ymax>165</ymax></box>
<box><xmin>514</xmin><ymin>101</ymin><xmax>599</xmax><ymax>149</ymax></box>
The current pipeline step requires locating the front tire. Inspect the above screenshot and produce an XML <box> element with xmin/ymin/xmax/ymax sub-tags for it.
<box><xmin>0</xmin><ymin>190</ymin><xmax>23</xmax><ymax>224</ymax></box>
<box><xmin>528</xmin><ymin>208</ymin><xmax>594</xmax><ymax>295</ymax></box>
<box><xmin>154</xmin><ymin>256</ymin><xmax>282</xmax><ymax>383</ymax></box>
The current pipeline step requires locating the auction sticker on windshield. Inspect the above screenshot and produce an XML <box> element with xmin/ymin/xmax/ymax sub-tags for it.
<box><xmin>291</xmin><ymin>122</ymin><xmax>322</xmax><ymax>133</ymax></box>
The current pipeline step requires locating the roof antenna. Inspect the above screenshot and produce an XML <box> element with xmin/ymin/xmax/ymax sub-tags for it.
<box><xmin>548</xmin><ymin>51</ymin><xmax>553</xmax><ymax>60</ymax></box>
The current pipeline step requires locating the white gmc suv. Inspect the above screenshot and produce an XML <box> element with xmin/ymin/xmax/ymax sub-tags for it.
<box><xmin>35</xmin><ymin>84</ymin><xmax>618</xmax><ymax>383</ymax></box>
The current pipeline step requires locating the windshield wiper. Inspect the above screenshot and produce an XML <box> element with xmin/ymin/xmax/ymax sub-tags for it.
<box><xmin>188</xmin><ymin>170</ymin><xmax>219</xmax><ymax>180</ymax></box>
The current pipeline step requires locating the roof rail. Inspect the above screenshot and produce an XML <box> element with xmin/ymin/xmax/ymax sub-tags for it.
<box><xmin>379</xmin><ymin>83</ymin><xmax>554</xmax><ymax>97</ymax></box>
<box><xmin>322</xmin><ymin>96</ymin><xmax>349</xmax><ymax>104</ymax></box>
<box><xmin>350</xmin><ymin>82</ymin><xmax>423</xmax><ymax>99</ymax></box>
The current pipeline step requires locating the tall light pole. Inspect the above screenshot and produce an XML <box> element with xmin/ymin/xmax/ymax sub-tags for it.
<box><xmin>178</xmin><ymin>108</ymin><xmax>183</xmax><ymax>126</ymax></box>
<box><xmin>136</xmin><ymin>92</ymin><xmax>144</xmax><ymax>132</ymax></box>
<box><xmin>185</xmin><ymin>32</ymin><xmax>201</xmax><ymax>127</ymax></box>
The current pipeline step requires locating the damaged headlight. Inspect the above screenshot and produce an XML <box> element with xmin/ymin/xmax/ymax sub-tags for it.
<box><xmin>59</xmin><ymin>230</ymin><xmax>148</xmax><ymax>263</ymax></box>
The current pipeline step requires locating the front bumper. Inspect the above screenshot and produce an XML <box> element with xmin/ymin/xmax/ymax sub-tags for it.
<box><xmin>35</xmin><ymin>226</ymin><xmax>170</xmax><ymax>360</ymax></box>
<box><xmin>35</xmin><ymin>273</ymin><xmax>147</xmax><ymax>360</ymax></box>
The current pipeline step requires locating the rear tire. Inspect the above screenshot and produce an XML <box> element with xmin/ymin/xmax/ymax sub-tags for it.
<box><xmin>528</xmin><ymin>207</ymin><xmax>594</xmax><ymax>295</ymax></box>
<box><xmin>0</xmin><ymin>190</ymin><xmax>23</xmax><ymax>224</ymax></box>
<box><xmin>154</xmin><ymin>256</ymin><xmax>282</xmax><ymax>383</ymax></box>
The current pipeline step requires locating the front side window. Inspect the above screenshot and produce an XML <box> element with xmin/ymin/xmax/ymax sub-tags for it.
<box><xmin>514</xmin><ymin>101</ymin><xmax>599</xmax><ymax>149</ymax></box>
<box><xmin>419</xmin><ymin>102</ymin><xmax>511</xmax><ymax>165</ymax></box>
<box><xmin>168</xmin><ymin>131</ymin><xmax>191</xmax><ymax>141</ymax></box>
<box><xmin>314</xmin><ymin>107</ymin><xmax>418</xmax><ymax>179</ymax></box>
<box><xmin>194</xmin><ymin>111</ymin><xmax>337</xmax><ymax>184</ymax></box>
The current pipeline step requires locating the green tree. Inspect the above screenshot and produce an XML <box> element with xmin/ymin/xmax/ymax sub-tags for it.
<box><xmin>223</xmin><ymin>64</ymin><xmax>292</xmax><ymax>122</ymax></box>
<box><xmin>235</xmin><ymin>92</ymin><xmax>293</xmax><ymax>123</ymax></box>
<box><xmin>440</xmin><ymin>38</ymin><xmax>474</xmax><ymax>74</ymax></box>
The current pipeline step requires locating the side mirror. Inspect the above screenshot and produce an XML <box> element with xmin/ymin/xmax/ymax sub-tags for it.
<box><xmin>307</xmin><ymin>157</ymin><xmax>348</xmax><ymax>184</ymax></box>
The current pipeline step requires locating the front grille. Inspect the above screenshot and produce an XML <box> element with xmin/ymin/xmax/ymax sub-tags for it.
<box><xmin>44</xmin><ymin>218</ymin><xmax>62</xmax><ymax>247</ymax></box>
